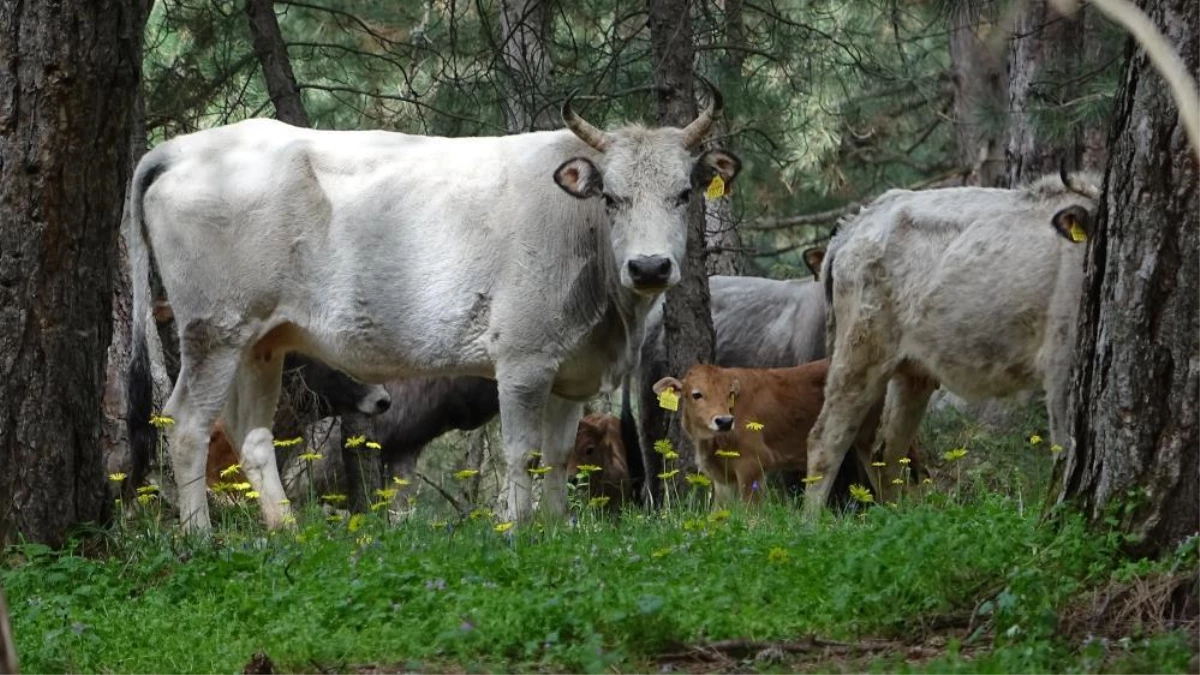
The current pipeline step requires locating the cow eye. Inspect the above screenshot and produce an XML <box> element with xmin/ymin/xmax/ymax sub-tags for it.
<box><xmin>676</xmin><ymin>188</ymin><xmax>692</xmax><ymax>206</ymax></box>
<box><xmin>691</xmin><ymin>390</ymin><xmax>703</xmax><ymax>400</ymax></box>
<box><xmin>584</xmin><ymin>446</ymin><xmax>595</xmax><ymax>456</ymax></box>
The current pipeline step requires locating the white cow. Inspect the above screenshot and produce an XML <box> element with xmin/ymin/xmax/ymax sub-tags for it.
<box><xmin>126</xmin><ymin>92</ymin><xmax>741</xmax><ymax>531</ymax></box>
<box><xmin>803</xmin><ymin>172</ymin><xmax>1098</xmax><ymax>515</ymax></box>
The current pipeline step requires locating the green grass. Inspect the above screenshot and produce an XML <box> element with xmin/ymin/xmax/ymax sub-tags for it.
<box><xmin>3</xmin><ymin>408</ymin><xmax>1195</xmax><ymax>673</ymax></box>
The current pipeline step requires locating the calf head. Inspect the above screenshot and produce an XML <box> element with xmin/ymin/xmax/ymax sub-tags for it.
<box><xmin>653</xmin><ymin>365</ymin><xmax>741</xmax><ymax>441</ymax></box>
<box><xmin>552</xmin><ymin>84</ymin><xmax>742</xmax><ymax>296</ymax></box>
<box><xmin>283</xmin><ymin>354</ymin><xmax>391</xmax><ymax>417</ymax></box>
<box><xmin>568</xmin><ymin>413</ymin><xmax>628</xmax><ymax>482</ymax></box>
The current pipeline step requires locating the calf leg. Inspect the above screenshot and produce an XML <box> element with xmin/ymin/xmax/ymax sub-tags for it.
<box><xmin>162</xmin><ymin>323</ymin><xmax>244</xmax><ymax>533</ymax></box>
<box><xmin>539</xmin><ymin>395</ymin><xmax>585</xmax><ymax>517</ymax></box>
<box><xmin>496</xmin><ymin>362</ymin><xmax>555</xmax><ymax>523</ymax></box>
<box><xmin>874</xmin><ymin>371</ymin><xmax>937</xmax><ymax>502</ymax></box>
<box><xmin>222</xmin><ymin>351</ymin><xmax>291</xmax><ymax>528</ymax></box>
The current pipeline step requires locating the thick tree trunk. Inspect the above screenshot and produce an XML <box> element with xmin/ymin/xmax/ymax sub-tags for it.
<box><xmin>949</xmin><ymin>2</ymin><xmax>1007</xmax><ymax>186</ymax></box>
<box><xmin>642</xmin><ymin>0</ymin><xmax>713</xmax><ymax>504</ymax></box>
<box><xmin>1059</xmin><ymin>0</ymin><xmax>1198</xmax><ymax>558</ymax></box>
<box><xmin>0</xmin><ymin>0</ymin><xmax>143</xmax><ymax>546</ymax></box>
<box><xmin>246</xmin><ymin>0</ymin><xmax>310</xmax><ymax>127</ymax></box>
<box><xmin>498</xmin><ymin>0</ymin><xmax>556</xmax><ymax>132</ymax></box>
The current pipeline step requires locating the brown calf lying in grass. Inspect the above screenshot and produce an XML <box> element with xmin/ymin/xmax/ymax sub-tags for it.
<box><xmin>568</xmin><ymin>413</ymin><xmax>633</xmax><ymax>511</ymax></box>
<box><xmin>654</xmin><ymin>359</ymin><xmax>893</xmax><ymax>504</ymax></box>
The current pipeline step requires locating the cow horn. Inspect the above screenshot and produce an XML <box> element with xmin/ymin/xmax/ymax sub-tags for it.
<box><xmin>1060</xmin><ymin>163</ymin><xmax>1099</xmax><ymax>200</ymax></box>
<box><xmin>681</xmin><ymin>77</ymin><xmax>724</xmax><ymax>148</ymax></box>
<box><xmin>562</xmin><ymin>90</ymin><xmax>611</xmax><ymax>152</ymax></box>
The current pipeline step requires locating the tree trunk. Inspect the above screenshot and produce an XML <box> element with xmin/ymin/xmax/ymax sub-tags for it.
<box><xmin>1059</xmin><ymin>0</ymin><xmax>1198</xmax><ymax>558</ymax></box>
<box><xmin>642</xmin><ymin>0</ymin><xmax>713</xmax><ymax>504</ymax></box>
<box><xmin>498</xmin><ymin>0</ymin><xmax>556</xmax><ymax>132</ymax></box>
<box><xmin>704</xmin><ymin>0</ymin><xmax>743</xmax><ymax>277</ymax></box>
<box><xmin>246</xmin><ymin>0</ymin><xmax>310</xmax><ymax>127</ymax></box>
<box><xmin>949</xmin><ymin>2</ymin><xmax>1007</xmax><ymax>186</ymax></box>
<box><xmin>0</xmin><ymin>0</ymin><xmax>143</xmax><ymax>546</ymax></box>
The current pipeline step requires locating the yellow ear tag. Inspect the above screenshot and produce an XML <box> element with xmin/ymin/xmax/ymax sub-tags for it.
<box><xmin>658</xmin><ymin>388</ymin><xmax>680</xmax><ymax>412</ymax></box>
<box><xmin>1069</xmin><ymin>222</ymin><xmax>1087</xmax><ymax>242</ymax></box>
<box><xmin>705</xmin><ymin>175</ymin><xmax>727</xmax><ymax>201</ymax></box>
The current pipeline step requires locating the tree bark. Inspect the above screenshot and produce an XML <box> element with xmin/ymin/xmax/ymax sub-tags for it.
<box><xmin>498</xmin><ymin>0</ymin><xmax>556</xmax><ymax>132</ymax></box>
<box><xmin>0</xmin><ymin>0</ymin><xmax>144</xmax><ymax>546</ymax></box>
<box><xmin>642</xmin><ymin>0</ymin><xmax>714</xmax><ymax>504</ymax></box>
<box><xmin>704</xmin><ymin>0</ymin><xmax>743</xmax><ymax>277</ymax></box>
<box><xmin>949</xmin><ymin>2</ymin><xmax>1007</xmax><ymax>186</ymax></box>
<box><xmin>1060</xmin><ymin>0</ymin><xmax>1198</xmax><ymax>558</ymax></box>
<box><xmin>246</xmin><ymin>0</ymin><xmax>310</xmax><ymax>127</ymax></box>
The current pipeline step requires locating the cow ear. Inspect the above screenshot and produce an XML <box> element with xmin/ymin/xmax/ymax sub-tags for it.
<box><xmin>652</xmin><ymin>377</ymin><xmax>683</xmax><ymax>395</ymax></box>
<box><xmin>554</xmin><ymin>157</ymin><xmax>604</xmax><ymax>199</ymax></box>
<box><xmin>1051</xmin><ymin>205</ymin><xmax>1091</xmax><ymax>243</ymax></box>
<box><xmin>691</xmin><ymin>149</ymin><xmax>742</xmax><ymax>189</ymax></box>
<box><xmin>802</xmin><ymin>247</ymin><xmax>826</xmax><ymax>280</ymax></box>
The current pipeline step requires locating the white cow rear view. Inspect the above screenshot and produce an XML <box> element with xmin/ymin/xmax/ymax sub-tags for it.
<box><xmin>126</xmin><ymin>92</ymin><xmax>741</xmax><ymax>531</ymax></box>
<box><xmin>803</xmin><ymin>172</ymin><xmax>1099</xmax><ymax>515</ymax></box>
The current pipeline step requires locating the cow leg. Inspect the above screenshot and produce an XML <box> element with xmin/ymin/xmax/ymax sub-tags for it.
<box><xmin>874</xmin><ymin>371</ymin><xmax>936</xmax><ymax>502</ymax></box>
<box><xmin>162</xmin><ymin>327</ymin><xmax>244</xmax><ymax>533</ymax></box>
<box><xmin>539</xmin><ymin>395</ymin><xmax>585</xmax><ymax>517</ymax></box>
<box><xmin>496</xmin><ymin>366</ymin><xmax>554</xmax><ymax>523</ymax></box>
<box><xmin>221</xmin><ymin>351</ymin><xmax>291</xmax><ymax>528</ymax></box>
<box><xmin>803</xmin><ymin>360</ymin><xmax>891</xmax><ymax>519</ymax></box>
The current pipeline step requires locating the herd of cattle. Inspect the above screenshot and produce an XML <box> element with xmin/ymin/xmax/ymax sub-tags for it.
<box><xmin>125</xmin><ymin>88</ymin><xmax>1098</xmax><ymax>531</ymax></box>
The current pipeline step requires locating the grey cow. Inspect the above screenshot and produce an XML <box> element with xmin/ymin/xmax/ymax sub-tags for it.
<box><xmin>804</xmin><ymin>172</ymin><xmax>1098</xmax><ymax>516</ymax></box>
<box><xmin>127</xmin><ymin>90</ymin><xmax>740</xmax><ymax>531</ymax></box>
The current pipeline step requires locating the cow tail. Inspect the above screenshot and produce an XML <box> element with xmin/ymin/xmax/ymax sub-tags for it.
<box><xmin>127</xmin><ymin>154</ymin><xmax>168</xmax><ymax>489</ymax></box>
<box><xmin>619</xmin><ymin>378</ymin><xmax>645</xmax><ymax>506</ymax></box>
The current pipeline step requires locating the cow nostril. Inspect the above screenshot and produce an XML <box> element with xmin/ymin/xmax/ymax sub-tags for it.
<box><xmin>375</xmin><ymin>398</ymin><xmax>391</xmax><ymax>413</ymax></box>
<box><xmin>627</xmin><ymin>255</ymin><xmax>673</xmax><ymax>287</ymax></box>
<box><xmin>714</xmin><ymin>416</ymin><xmax>734</xmax><ymax>431</ymax></box>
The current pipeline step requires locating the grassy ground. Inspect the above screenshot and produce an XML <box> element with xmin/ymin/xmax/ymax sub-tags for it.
<box><xmin>3</xmin><ymin>408</ymin><xmax>1196</xmax><ymax>674</ymax></box>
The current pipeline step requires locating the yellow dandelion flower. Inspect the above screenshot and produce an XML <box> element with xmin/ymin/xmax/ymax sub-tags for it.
<box><xmin>344</xmin><ymin>435</ymin><xmax>366</xmax><ymax>449</ymax></box>
<box><xmin>392</xmin><ymin>476</ymin><xmax>412</xmax><ymax>486</ymax></box>
<box><xmin>149</xmin><ymin>414</ymin><xmax>175</xmax><ymax>429</ymax></box>
<box><xmin>108</xmin><ymin>472</ymin><xmax>127</xmax><ymax>482</ymax></box>
<box><xmin>708</xmin><ymin>509</ymin><xmax>732</xmax><ymax>524</ymax></box>
<box><xmin>527</xmin><ymin>466</ymin><xmax>552</xmax><ymax>476</ymax></box>
<box><xmin>653</xmin><ymin>439</ymin><xmax>675</xmax><ymax>456</ymax></box>
<box><xmin>768</xmin><ymin>547</ymin><xmax>790</xmax><ymax>564</ymax></box>
<box><xmin>136</xmin><ymin>484</ymin><xmax>160</xmax><ymax>495</ymax></box>
<box><xmin>651</xmin><ymin>547</ymin><xmax>672</xmax><ymax>559</ymax></box>
<box><xmin>279</xmin><ymin>498</ymin><xmax>290</xmax><ymax>506</ymax></box>
<box><xmin>942</xmin><ymin>448</ymin><xmax>968</xmax><ymax>462</ymax></box>
<box><xmin>321</xmin><ymin>493</ymin><xmax>347</xmax><ymax>504</ymax></box>
<box><xmin>282</xmin><ymin>514</ymin><xmax>296</xmax><ymax>525</ymax></box>
<box><xmin>273</xmin><ymin>436</ymin><xmax>304</xmax><ymax>448</ymax></box>
<box><xmin>365</xmin><ymin>441</ymin><xmax>382</xmax><ymax>450</ymax></box>
<box><xmin>231</xmin><ymin>482</ymin><xmax>252</xmax><ymax>492</ymax></box>
<box><xmin>113</xmin><ymin>498</ymin><xmax>122</xmax><ymax>507</ymax></box>
<box><xmin>348</xmin><ymin>513</ymin><xmax>366</xmax><ymax>532</ymax></box>
<box><xmin>356</xmin><ymin>535</ymin><xmax>374</xmax><ymax>546</ymax></box>
<box><xmin>891</xmin><ymin>478</ymin><xmax>904</xmax><ymax>485</ymax></box>
<box><xmin>494</xmin><ymin>521</ymin><xmax>515</xmax><ymax>533</ymax></box>
<box><xmin>1050</xmin><ymin>444</ymin><xmax>1064</xmax><ymax>454</ymax></box>
<box><xmin>374</xmin><ymin>488</ymin><xmax>398</xmax><ymax>500</ymax></box>
<box><xmin>529</xmin><ymin>450</ymin><xmax>542</xmax><ymax>458</ymax></box>
<box><xmin>657</xmin><ymin>469</ymin><xmax>680</xmax><ymax>479</ymax></box>
<box><xmin>575</xmin><ymin>464</ymin><xmax>602</xmax><ymax>473</ymax></box>
<box><xmin>588</xmin><ymin>496</ymin><xmax>611</xmax><ymax>508</ymax></box>
<box><xmin>220</xmin><ymin>463</ymin><xmax>242</xmax><ymax>478</ymax></box>
<box><xmin>715</xmin><ymin>449</ymin><xmax>740</xmax><ymax>458</ymax></box>
<box><xmin>922</xmin><ymin>477</ymin><xmax>934</xmax><ymax>485</ymax></box>
<box><xmin>870</xmin><ymin>461</ymin><xmax>886</xmax><ymax>467</ymax></box>
<box><xmin>297</xmin><ymin>452</ymin><xmax>324</xmax><ymax>462</ymax></box>
<box><xmin>468</xmin><ymin>507</ymin><xmax>493</xmax><ymax>520</ymax></box>
<box><xmin>1029</xmin><ymin>434</ymin><xmax>1044</xmax><ymax>446</ymax></box>
<box><xmin>745</xmin><ymin>421</ymin><xmax>765</xmax><ymax>431</ymax></box>
<box><xmin>662</xmin><ymin>450</ymin><xmax>680</xmax><ymax>460</ymax></box>
<box><xmin>245</xmin><ymin>490</ymin><xmax>260</xmax><ymax>499</ymax></box>
<box><xmin>136</xmin><ymin>493</ymin><xmax>157</xmax><ymax>505</ymax></box>
<box><xmin>453</xmin><ymin>469</ymin><xmax>480</xmax><ymax>480</ymax></box>
<box><xmin>326</xmin><ymin>513</ymin><xmax>345</xmax><ymax>523</ymax></box>
<box><xmin>801</xmin><ymin>475</ymin><xmax>824</xmax><ymax>484</ymax></box>
<box><xmin>685</xmin><ymin>473</ymin><xmax>712</xmax><ymax>487</ymax></box>
<box><xmin>898</xmin><ymin>457</ymin><xmax>912</xmax><ymax>465</ymax></box>
<box><xmin>370</xmin><ymin>500</ymin><xmax>390</xmax><ymax>512</ymax></box>
<box><xmin>429</xmin><ymin>519</ymin><xmax>448</xmax><ymax>529</ymax></box>
<box><xmin>849</xmin><ymin>483</ymin><xmax>874</xmax><ymax>504</ymax></box>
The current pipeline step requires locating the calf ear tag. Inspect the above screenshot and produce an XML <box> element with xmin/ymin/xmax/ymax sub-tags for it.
<box><xmin>1069</xmin><ymin>222</ymin><xmax>1087</xmax><ymax>242</ymax></box>
<box><xmin>658</xmin><ymin>388</ymin><xmax>680</xmax><ymax>412</ymax></box>
<box><xmin>705</xmin><ymin>175</ymin><xmax>728</xmax><ymax>201</ymax></box>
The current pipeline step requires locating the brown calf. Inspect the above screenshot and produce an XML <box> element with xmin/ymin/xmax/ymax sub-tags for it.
<box><xmin>567</xmin><ymin>413</ymin><xmax>633</xmax><ymax>510</ymax></box>
<box><xmin>654</xmin><ymin>359</ymin><xmax>881</xmax><ymax>504</ymax></box>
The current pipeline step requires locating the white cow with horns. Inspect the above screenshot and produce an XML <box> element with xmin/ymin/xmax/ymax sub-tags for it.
<box><xmin>126</xmin><ymin>90</ymin><xmax>741</xmax><ymax>531</ymax></box>
<box><xmin>803</xmin><ymin>171</ymin><xmax>1099</xmax><ymax>516</ymax></box>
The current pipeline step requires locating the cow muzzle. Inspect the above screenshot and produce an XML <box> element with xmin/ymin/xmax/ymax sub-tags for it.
<box><xmin>357</xmin><ymin>387</ymin><xmax>392</xmax><ymax>415</ymax></box>
<box><xmin>627</xmin><ymin>255</ymin><xmax>673</xmax><ymax>293</ymax></box>
<box><xmin>711</xmin><ymin>415</ymin><xmax>734</xmax><ymax>432</ymax></box>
